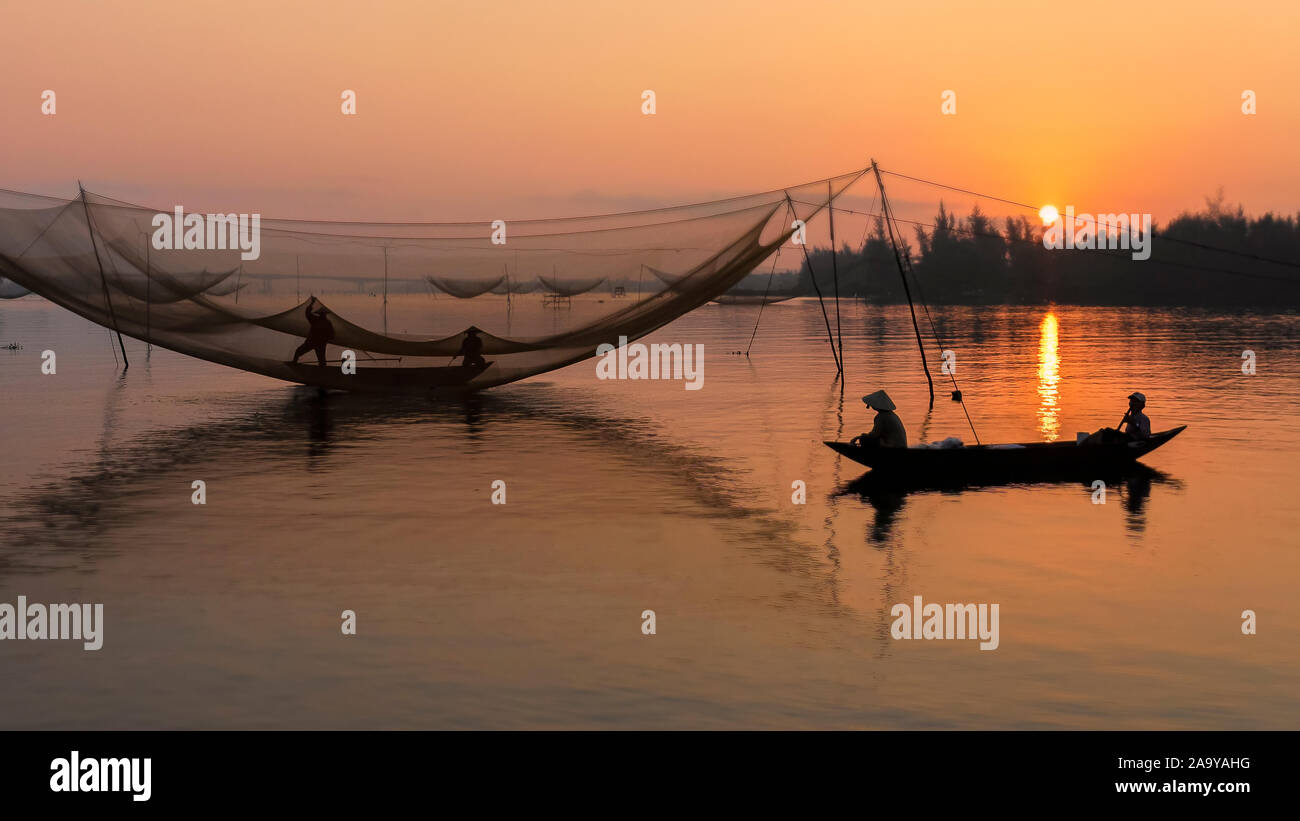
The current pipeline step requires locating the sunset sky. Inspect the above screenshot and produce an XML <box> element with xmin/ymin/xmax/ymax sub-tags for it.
<box><xmin>1</xmin><ymin>0</ymin><xmax>1296</xmax><ymax>224</ymax></box>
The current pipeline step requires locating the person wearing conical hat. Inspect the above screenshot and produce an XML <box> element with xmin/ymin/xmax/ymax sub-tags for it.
<box><xmin>850</xmin><ymin>389</ymin><xmax>908</xmax><ymax>448</ymax></box>
<box><xmin>453</xmin><ymin>326</ymin><xmax>487</xmax><ymax>369</ymax></box>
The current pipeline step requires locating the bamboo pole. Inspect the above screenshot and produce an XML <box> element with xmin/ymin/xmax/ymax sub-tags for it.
<box><xmin>871</xmin><ymin>161</ymin><xmax>933</xmax><ymax>406</ymax></box>
<box><xmin>79</xmin><ymin>182</ymin><xmax>128</xmax><ymax>369</ymax></box>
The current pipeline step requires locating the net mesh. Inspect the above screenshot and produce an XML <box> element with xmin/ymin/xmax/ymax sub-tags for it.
<box><xmin>0</xmin><ymin>277</ymin><xmax>28</xmax><ymax>298</ymax></box>
<box><xmin>0</xmin><ymin>171</ymin><xmax>864</xmax><ymax>390</ymax></box>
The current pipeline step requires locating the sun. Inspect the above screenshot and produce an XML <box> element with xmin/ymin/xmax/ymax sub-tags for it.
<box><xmin>1039</xmin><ymin>205</ymin><xmax>1060</xmax><ymax>226</ymax></box>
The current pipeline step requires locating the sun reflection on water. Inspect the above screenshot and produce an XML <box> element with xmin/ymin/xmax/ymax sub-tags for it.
<box><xmin>1037</xmin><ymin>311</ymin><xmax>1060</xmax><ymax>440</ymax></box>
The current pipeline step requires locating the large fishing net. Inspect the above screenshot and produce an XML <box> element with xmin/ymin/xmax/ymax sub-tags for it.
<box><xmin>0</xmin><ymin>170</ymin><xmax>863</xmax><ymax>390</ymax></box>
<box><xmin>0</xmin><ymin>277</ymin><xmax>28</xmax><ymax>298</ymax></box>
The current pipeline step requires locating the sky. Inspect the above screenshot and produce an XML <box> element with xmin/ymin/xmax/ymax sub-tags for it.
<box><xmin>1</xmin><ymin>0</ymin><xmax>1296</xmax><ymax>224</ymax></box>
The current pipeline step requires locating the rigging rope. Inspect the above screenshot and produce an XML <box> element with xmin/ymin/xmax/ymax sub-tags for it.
<box><xmin>900</xmin><ymin>246</ymin><xmax>981</xmax><ymax>444</ymax></box>
<box><xmin>864</xmin><ymin>169</ymin><xmax>983</xmax><ymax>443</ymax></box>
<box><xmin>787</xmin><ymin>193</ymin><xmax>843</xmax><ymax>375</ymax></box>
<box><xmin>79</xmin><ymin>184</ymin><xmax>129</xmax><ymax>369</ymax></box>
<box><xmin>872</xmin><ymin>163</ymin><xmax>934</xmax><ymax>406</ymax></box>
<box><xmin>744</xmin><ymin>241</ymin><xmax>784</xmax><ymax>356</ymax></box>
<box><xmin>14</xmin><ymin>199</ymin><xmax>75</xmax><ymax>261</ymax></box>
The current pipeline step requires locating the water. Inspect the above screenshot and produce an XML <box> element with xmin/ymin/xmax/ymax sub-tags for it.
<box><xmin>1</xmin><ymin>297</ymin><xmax>1297</xmax><ymax>729</ymax></box>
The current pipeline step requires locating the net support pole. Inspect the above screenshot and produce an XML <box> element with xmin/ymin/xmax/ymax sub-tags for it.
<box><xmin>503</xmin><ymin>262</ymin><xmax>512</xmax><ymax>319</ymax></box>
<box><xmin>871</xmin><ymin>161</ymin><xmax>933</xmax><ymax>407</ymax></box>
<box><xmin>79</xmin><ymin>182</ymin><xmax>128</xmax><ymax>370</ymax></box>
<box><xmin>382</xmin><ymin>246</ymin><xmax>389</xmax><ymax>335</ymax></box>
<box><xmin>143</xmin><ymin>232</ymin><xmax>152</xmax><ymax>357</ymax></box>
<box><xmin>828</xmin><ymin>180</ymin><xmax>844</xmax><ymax>380</ymax></box>
<box><xmin>787</xmin><ymin>194</ymin><xmax>842</xmax><ymax>376</ymax></box>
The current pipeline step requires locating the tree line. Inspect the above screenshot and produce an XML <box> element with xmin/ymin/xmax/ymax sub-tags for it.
<box><xmin>775</xmin><ymin>194</ymin><xmax>1300</xmax><ymax>306</ymax></box>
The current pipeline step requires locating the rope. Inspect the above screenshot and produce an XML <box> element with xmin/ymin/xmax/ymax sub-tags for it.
<box><xmin>901</xmin><ymin>247</ymin><xmax>981</xmax><ymax>445</ymax></box>
<box><xmin>856</xmin><ymin>187</ymin><xmax>879</xmax><ymax>254</ymax></box>
<box><xmin>14</xmin><ymin>199</ymin><xmax>76</xmax><ymax>260</ymax></box>
<box><xmin>744</xmin><ymin>243</ymin><xmax>784</xmax><ymax>356</ymax></box>
<box><xmin>67</xmin><ymin>170</ymin><xmax>874</xmax><ymax>240</ymax></box>
<box><xmin>787</xmin><ymin>193</ymin><xmax>843</xmax><ymax>375</ymax></box>
<box><xmin>79</xmin><ymin>185</ymin><xmax>129</xmax><ymax>369</ymax></box>
<box><xmin>872</xmin><ymin>164</ymin><xmax>933</xmax><ymax>405</ymax></box>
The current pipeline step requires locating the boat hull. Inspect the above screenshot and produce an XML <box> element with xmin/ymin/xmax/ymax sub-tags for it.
<box><xmin>711</xmin><ymin>294</ymin><xmax>797</xmax><ymax>305</ymax></box>
<box><xmin>824</xmin><ymin>426</ymin><xmax>1186</xmax><ymax>480</ymax></box>
<box><xmin>284</xmin><ymin>361</ymin><xmax>491</xmax><ymax>391</ymax></box>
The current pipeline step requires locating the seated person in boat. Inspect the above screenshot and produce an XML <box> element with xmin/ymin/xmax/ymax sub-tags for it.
<box><xmin>1084</xmin><ymin>391</ymin><xmax>1152</xmax><ymax>444</ymax></box>
<box><xmin>850</xmin><ymin>390</ymin><xmax>908</xmax><ymax>448</ymax></box>
<box><xmin>291</xmin><ymin>296</ymin><xmax>335</xmax><ymax>366</ymax></box>
<box><xmin>454</xmin><ymin>327</ymin><xmax>486</xmax><ymax>368</ymax></box>
<box><xmin>1121</xmin><ymin>391</ymin><xmax>1151</xmax><ymax>440</ymax></box>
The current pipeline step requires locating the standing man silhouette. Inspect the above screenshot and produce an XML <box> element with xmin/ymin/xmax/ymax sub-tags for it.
<box><xmin>292</xmin><ymin>296</ymin><xmax>335</xmax><ymax>367</ymax></box>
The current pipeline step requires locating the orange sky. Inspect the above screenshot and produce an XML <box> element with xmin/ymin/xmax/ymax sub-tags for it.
<box><xmin>1</xmin><ymin>0</ymin><xmax>1296</xmax><ymax>223</ymax></box>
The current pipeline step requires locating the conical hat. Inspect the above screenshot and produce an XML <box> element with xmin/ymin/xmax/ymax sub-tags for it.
<box><xmin>862</xmin><ymin>390</ymin><xmax>896</xmax><ymax>411</ymax></box>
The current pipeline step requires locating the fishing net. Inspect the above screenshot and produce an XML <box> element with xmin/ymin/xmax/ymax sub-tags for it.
<box><xmin>0</xmin><ymin>277</ymin><xmax>29</xmax><ymax>298</ymax></box>
<box><xmin>0</xmin><ymin>171</ymin><xmax>864</xmax><ymax>390</ymax></box>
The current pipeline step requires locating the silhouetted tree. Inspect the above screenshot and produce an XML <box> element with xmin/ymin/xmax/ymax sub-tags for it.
<box><xmin>774</xmin><ymin>196</ymin><xmax>1300</xmax><ymax>306</ymax></box>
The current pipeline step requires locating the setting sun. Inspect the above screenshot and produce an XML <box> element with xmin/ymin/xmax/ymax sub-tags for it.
<box><xmin>1039</xmin><ymin>205</ymin><xmax>1060</xmax><ymax>226</ymax></box>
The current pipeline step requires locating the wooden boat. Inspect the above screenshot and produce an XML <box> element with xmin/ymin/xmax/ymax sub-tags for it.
<box><xmin>285</xmin><ymin>361</ymin><xmax>491</xmax><ymax>391</ymax></box>
<box><xmin>824</xmin><ymin>426</ymin><xmax>1186</xmax><ymax>479</ymax></box>
<box><xmin>711</xmin><ymin>292</ymin><xmax>798</xmax><ymax>305</ymax></box>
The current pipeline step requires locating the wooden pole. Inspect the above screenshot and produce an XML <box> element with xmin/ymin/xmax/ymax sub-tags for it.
<box><xmin>143</xmin><ymin>232</ymin><xmax>151</xmax><ymax>357</ymax></box>
<box><xmin>871</xmin><ymin>161</ymin><xmax>933</xmax><ymax>407</ymax></box>
<box><xmin>79</xmin><ymin>182</ymin><xmax>128</xmax><ymax>369</ymax></box>
<box><xmin>787</xmin><ymin>194</ymin><xmax>842</xmax><ymax>375</ymax></box>
<box><xmin>828</xmin><ymin>180</ymin><xmax>844</xmax><ymax>378</ymax></box>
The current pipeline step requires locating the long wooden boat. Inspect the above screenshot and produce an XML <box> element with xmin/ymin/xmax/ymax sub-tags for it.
<box><xmin>824</xmin><ymin>426</ymin><xmax>1186</xmax><ymax>479</ymax></box>
<box><xmin>711</xmin><ymin>293</ymin><xmax>798</xmax><ymax>305</ymax></box>
<box><xmin>285</xmin><ymin>361</ymin><xmax>491</xmax><ymax>391</ymax></box>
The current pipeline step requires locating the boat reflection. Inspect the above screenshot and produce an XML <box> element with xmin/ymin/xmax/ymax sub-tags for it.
<box><xmin>1037</xmin><ymin>311</ymin><xmax>1060</xmax><ymax>441</ymax></box>
<box><xmin>0</xmin><ymin>384</ymin><xmax>831</xmax><ymax>598</ymax></box>
<box><xmin>836</xmin><ymin>463</ymin><xmax>1181</xmax><ymax>544</ymax></box>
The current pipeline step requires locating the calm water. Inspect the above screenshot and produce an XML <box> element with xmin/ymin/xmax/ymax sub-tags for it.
<box><xmin>1</xmin><ymin>297</ymin><xmax>1297</xmax><ymax>729</ymax></box>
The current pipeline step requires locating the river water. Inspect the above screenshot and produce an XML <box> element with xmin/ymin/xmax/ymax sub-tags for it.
<box><xmin>1</xmin><ymin>297</ymin><xmax>1296</xmax><ymax>728</ymax></box>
